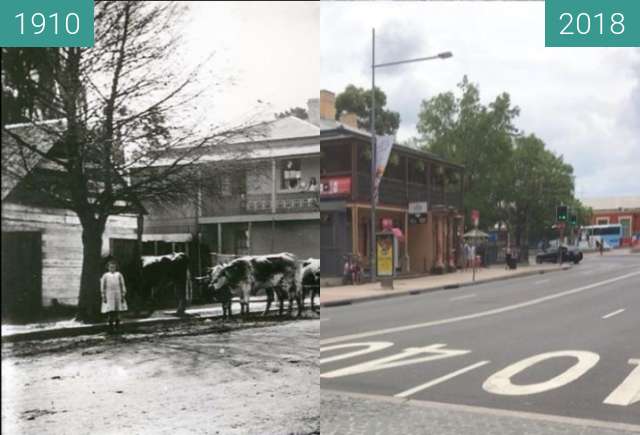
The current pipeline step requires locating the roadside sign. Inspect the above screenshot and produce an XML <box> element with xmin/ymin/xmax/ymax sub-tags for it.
<box><xmin>376</xmin><ymin>232</ymin><xmax>395</xmax><ymax>277</ymax></box>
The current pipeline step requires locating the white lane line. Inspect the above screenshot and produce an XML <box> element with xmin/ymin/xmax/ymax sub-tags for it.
<box><xmin>450</xmin><ymin>294</ymin><xmax>477</xmax><ymax>302</ymax></box>
<box><xmin>320</xmin><ymin>270</ymin><xmax>640</xmax><ymax>346</ymax></box>
<box><xmin>395</xmin><ymin>361</ymin><xmax>490</xmax><ymax>398</ymax></box>
<box><xmin>534</xmin><ymin>279</ymin><xmax>549</xmax><ymax>285</ymax></box>
<box><xmin>320</xmin><ymin>318</ymin><xmax>330</xmax><ymax>322</ymax></box>
<box><xmin>602</xmin><ymin>309</ymin><xmax>625</xmax><ymax>320</ymax></box>
<box><xmin>603</xmin><ymin>359</ymin><xmax>640</xmax><ymax>406</ymax></box>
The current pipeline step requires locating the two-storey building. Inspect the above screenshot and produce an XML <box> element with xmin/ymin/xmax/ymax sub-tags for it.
<box><xmin>142</xmin><ymin>112</ymin><xmax>320</xmax><ymax>268</ymax></box>
<box><xmin>319</xmin><ymin>90</ymin><xmax>465</xmax><ymax>278</ymax></box>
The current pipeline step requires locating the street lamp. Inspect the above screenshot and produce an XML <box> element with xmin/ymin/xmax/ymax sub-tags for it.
<box><xmin>369</xmin><ymin>28</ymin><xmax>452</xmax><ymax>282</ymax></box>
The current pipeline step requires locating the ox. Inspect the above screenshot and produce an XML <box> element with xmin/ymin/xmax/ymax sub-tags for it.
<box><xmin>209</xmin><ymin>253</ymin><xmax>302</xmax><ymax>318</ymax></box>
<box><xmin>301</xmin><ymin>258</ymin><xmax>320</xmax><ymax>312</ymax></box>
<box><xmin>140</xmin><ymin>252</ymin><xmax>191</xmax><ymax>316</ymax></box>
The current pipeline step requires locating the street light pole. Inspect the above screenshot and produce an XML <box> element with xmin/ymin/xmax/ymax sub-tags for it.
<box><xmin>368</xmin><ymin>27</ymin><xmax>452</xmax><ymax>283</ymax></box>
<box><xmin>370</xmin><ymin>28</ymin><xmax>377</xmax><ymax>282</ymax></box>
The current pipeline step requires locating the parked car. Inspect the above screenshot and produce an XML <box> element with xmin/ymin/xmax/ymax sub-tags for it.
<box><xmin>536</xmin><ymin>245</ymin><xmax>583</xmax><ymax>264</ymax></box>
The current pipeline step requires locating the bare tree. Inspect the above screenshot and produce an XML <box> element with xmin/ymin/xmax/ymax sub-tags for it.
<box><xmin>2</xmin><ymin>1</ymin><xmax>266</xmax><ymax>322</ymax></box>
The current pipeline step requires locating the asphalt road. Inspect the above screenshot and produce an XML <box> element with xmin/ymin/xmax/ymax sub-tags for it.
<box><xmin>321</xmin><ymin>254</ymin><xmax>640</xmax><ymax>433</ymax></box>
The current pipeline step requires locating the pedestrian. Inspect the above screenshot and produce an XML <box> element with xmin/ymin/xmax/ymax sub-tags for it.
<box><xmin>101</xmin><ymin>259</ymin><xmax>128</xmax><ymax>334</ymax></box>
<box><xmin>599</xmin><ymin>239</ymin><xmax>604</xmax><ymax>256</ymax></box>
<box><xmin>463</xmin><ymin>241</ymin><xmax>470</xmax><ymax>271</ymax></box>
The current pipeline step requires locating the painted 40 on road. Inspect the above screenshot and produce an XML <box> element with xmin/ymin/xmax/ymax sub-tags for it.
<box><xmin>321</xmin><ymin>342</ymin><xmax>640</xmax><ymax>407</ymax></box>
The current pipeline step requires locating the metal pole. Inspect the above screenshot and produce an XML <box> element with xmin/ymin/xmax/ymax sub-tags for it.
<box><xmin>370</xmin><ymin>28</ymin><xmax>377</xmax><ymax>283</ymax></box>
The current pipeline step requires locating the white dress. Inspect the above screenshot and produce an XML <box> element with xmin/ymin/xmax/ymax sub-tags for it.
<box><xmin>101</xmin><ymin>272</ymin><xmax>128</xmax><ymax>313</ymax></box>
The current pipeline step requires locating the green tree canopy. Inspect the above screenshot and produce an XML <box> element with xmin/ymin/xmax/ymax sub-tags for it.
<box><xmin>414</xmin><ymin>76</ymin><xmax>580</xmax><ymax>252</ymax></box>
<box><xmin>335</xmin><ymin>84</ymin><xmax>400</xmax><ymax>135</ymax></box>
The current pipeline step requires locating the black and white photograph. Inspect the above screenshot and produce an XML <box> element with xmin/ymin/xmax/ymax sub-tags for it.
<box><xmin>2</xmin><ymin>2</ymin><xmax>319</xmax><ymax>434</ymax></box>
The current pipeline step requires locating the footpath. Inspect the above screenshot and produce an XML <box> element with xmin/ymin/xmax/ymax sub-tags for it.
<box><xmin>321</xmin><ymin>262</ymin><xmax>571</xmax><ymax>308</ymax></box>
<box><xmin>1</xmin><ymin>297</ymin><xmax>314</xmax><ymax>343</ymax></box>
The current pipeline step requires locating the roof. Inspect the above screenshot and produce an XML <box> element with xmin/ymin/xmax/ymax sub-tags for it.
<box><xmin>1</xmin><ymin>119</ymin><xmax>66</xmax><ymax>200</ymax></box>
<box><xmin>260</xmin><ymin>116</ymin><xmax>319</xmax><ymax>141</ymax></box>
<box><xmin>320</xmin><ymin>118</ymin><xmax>464</xmax><ymax>170</ymax></box>
<box><xmin>581</xmin><ymin>196</ymin><xmax>640</xmax><ymax>211</ymax></box>
<box><xmin>138</xmin><ymin>116</ymin><xmax>320</xmax><ymax>167</ymax></box>
<box><xmin>2</xmin><ymin>119</ymin><xmax>146</xmax><ymax>213</ymax></box>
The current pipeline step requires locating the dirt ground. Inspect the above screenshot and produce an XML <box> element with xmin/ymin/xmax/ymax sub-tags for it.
<box><xmin>2</xmin><ymin>316</ymin><xmax>319</xmax><ymax>435</ymax></box>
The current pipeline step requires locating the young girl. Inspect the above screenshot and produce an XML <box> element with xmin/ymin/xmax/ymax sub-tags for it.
<box><xmin>101</xmin><ymin>259</ymin><xmax>128</xmax><ymax>334</ymax></box>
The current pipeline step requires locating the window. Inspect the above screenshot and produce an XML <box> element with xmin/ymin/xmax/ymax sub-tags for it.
<box><xmin>281</xmin><ymin>159</ymin><xmax>302</xmax><ymax>190</ymax></box>
<box><xmin>596</xmin><ymin>218</ymin><xmax>609</xmax><ymax>225</ymax></box>
<box><xmin>408</xmin><ymin>160</ymin><xmax>427</xmax><ymax>184</ymax></box>
<box><xmin>234</xmin><ymin>229</ymin><xmax>248</xmax><ymax>253</ymax></box>
<box><xmin>593</xmin><ymin>226</ymin><xmax>621</xmax><ymax>236</ymax></box>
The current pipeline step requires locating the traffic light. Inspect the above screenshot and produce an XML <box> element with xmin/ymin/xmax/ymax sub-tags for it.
<box><xmin>556</xmin><ymin>205</ymin><xmax>568</xmax><ymax>222</ymax></box>
<box><xmin>570</xmin><ymin>214</ymin><xmax>577</xmax><ymax>225</ymax></box>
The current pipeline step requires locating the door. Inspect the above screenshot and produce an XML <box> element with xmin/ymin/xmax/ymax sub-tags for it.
<box><xmin>1</xmin><ymin>231</ymin><xmax>42</xmax><ymax>321</ymax></box>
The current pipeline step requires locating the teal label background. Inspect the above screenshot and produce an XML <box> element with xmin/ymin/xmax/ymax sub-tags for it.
<box><xmin>0</xmin><ymin>0</ymin><xmax>94</xmax><ymax>47</ymax></box>
<box><xmin>546</xmin><ymin>0</ymin><xmax>640</xmax><ymax>47</ymax></box>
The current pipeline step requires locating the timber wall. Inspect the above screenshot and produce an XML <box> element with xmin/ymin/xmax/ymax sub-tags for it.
<box><xmin>1</xmin><ymin>202</ymin><xmax>138</xmax><ymax>307</ymax></box>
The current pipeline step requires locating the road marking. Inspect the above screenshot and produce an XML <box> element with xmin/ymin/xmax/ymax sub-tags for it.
<box><xmin>321</xmin><ymin>344</ymin><xmax>470</xmax><ymax>379</ymax></box>
<box><xmin>604</xmin><ymin>359</ymin><xmax>640</xmax><ymax>406</ymax></box>
<box><xmin>320</xmin><ymin>270</ymin><xmax>640</xmax><ymax>346</ymax></box>
<box><xmin>395</xmin><ymin>360</ymin><xmax>490</xmax><ymax>398</ymax></box>
<box><xmin>320</xmin><ymin>318</ymin><xmax>330</xmax><ymax>322</ymax></box>
<box><xmin>534</xmin><ymin>279</ymin><xmax>549</xmax><ymax>285</ymax></box>
<box><xmin>602</xmin><ymin>309</ymin><xmax>625</xmax><ymax>319</ymax></box>
<box><xmin>450</xmin><ymin>293</ymin><xmax>477</xmax><ymax>302</ymax></box>
<box><xmin>320</xmin><ymin>342</ymin><xmax>393</xmax><ymax>365</ymax></box>
<box><xmin>483</xmin><ymin>351</ymin><xmax>600</xmax><ymax>396</ymax></box>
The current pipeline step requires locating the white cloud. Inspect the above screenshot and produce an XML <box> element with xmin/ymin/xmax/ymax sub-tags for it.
<box><xmin>321</xmin><ymin>2</ymin><xmax>640</xmax><ymax>198</ymax></box>
<box><xmin>180</xmin><ymin>1</ymin><xmax>319</xmax><ymax>125</ymax></box>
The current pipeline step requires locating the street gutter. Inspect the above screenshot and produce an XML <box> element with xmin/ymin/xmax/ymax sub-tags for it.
<box><xmin>321</xmin><ymin>265</ymin><xmax>572</xmax><ymax>308</ymax></box>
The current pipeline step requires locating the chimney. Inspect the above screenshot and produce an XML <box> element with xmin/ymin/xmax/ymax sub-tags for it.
<box><xmin>320</xmin><ymin>89</ymin><xmax>336</xmax><ymax>120</ymax></box>
<box><xmin>339</xmin><ymin>112</ymin><xmax>358</xmax><ymax>129</ymax></box>
<box><xmin>307</xmin><ymin>97</ymin><xmax>319</xmax><ymax>126</ymax></box>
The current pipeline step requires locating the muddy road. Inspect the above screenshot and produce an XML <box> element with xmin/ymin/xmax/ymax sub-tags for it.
<box><xmin>2</xmin><ymin>316</ymin><xmax>319</xmax><ymax>435</ymax></box>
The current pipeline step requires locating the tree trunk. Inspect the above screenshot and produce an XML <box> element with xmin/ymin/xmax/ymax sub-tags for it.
<box><xmin>77</xmin><ymin>221</ymin><xmax>105</xmax><ymax>323</ymax></box>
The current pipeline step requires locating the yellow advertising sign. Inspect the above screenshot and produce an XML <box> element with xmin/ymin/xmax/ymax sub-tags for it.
<box><xmin>376</xmin><ymin>234</ymin><xmax>394</xmax><ymax>277</ymax></box>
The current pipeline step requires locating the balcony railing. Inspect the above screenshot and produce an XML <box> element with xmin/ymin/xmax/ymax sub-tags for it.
<box><xmin>203</xmin><ymin>191</ymin><xmax>318</xmax><ymax>217</ymax></box>
<box><xmin>356</xmin><ymin>173</ymin><xmax>462</xmax><ymax>210</ymax></box>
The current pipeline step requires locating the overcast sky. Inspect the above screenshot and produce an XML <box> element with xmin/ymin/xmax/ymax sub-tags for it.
<box><xmin>180</xmin><ymin>1</ymin><xmax>319</xmax><ymax>126</ymax></box>
<box><xmin>321</xmin><ymin>2</ymin><xmax>639</xmax><ymax>199</ymax></box>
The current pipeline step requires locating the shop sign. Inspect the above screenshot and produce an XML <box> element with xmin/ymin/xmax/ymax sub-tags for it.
<box><xmin>409</xmin><ymin>202</ymin><xmax>428</xmax><ymax>224</ymax></box>
<box><xmin>320</xmin><ymin>176</ymin><xmax>351</xmax><ymax>197</ymax></box>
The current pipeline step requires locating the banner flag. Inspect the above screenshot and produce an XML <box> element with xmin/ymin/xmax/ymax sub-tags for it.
<box><xmin>373</xmin><ymin>134</ymin><xmax>395</xmax><ymax>204</ymax></box>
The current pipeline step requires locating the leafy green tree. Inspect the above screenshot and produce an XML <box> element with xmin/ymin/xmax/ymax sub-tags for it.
<box><xmin>508</xmin><ymin>134</ymin><xmax>575</xmax><ymax>256</ymax></box>
<box><xmin>416</xmin><ymin>76</ymin><xmax>519</xmax><ymax>228</ymax></box>
<box><xmin>334</xmin><ymin>84</ymin><xmax>400</xmax><ymax>135</ymax></box>
<box><xmin>415</xmin><ymin>76</ymin><xmax>580</xmax><ymax>259</ymax></box>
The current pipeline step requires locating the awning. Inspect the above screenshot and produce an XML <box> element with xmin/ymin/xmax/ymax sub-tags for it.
<box><xmin>463</xmin><ymin>229</ymin><xmax>489</xmax><ymax>239</ymax></box>
<box><xmin>142</xmin><ymin>233</ymin><xmax>193</xmax><ymax>242</ymax></box>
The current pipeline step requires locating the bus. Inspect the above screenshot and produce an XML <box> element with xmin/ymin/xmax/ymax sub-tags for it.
<box><xmin>579</xmin><ymin>224</ymin><xmax>623</xmax><ymax>249</ymax></box>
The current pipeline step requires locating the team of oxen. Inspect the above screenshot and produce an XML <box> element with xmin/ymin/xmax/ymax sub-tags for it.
<box><xmin>129</xmin><ymin>252</ymin><xmax>320</xmax><ymax>318</ymax></box>
<box><xmin>208</xmin><ymin>253</ymin><xmax>320</xmax><ymax>318</ymax></box>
